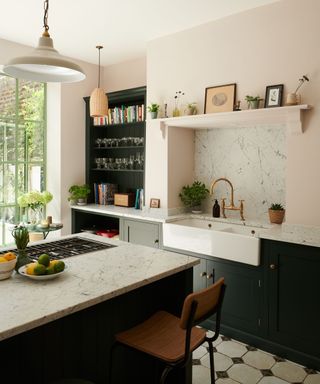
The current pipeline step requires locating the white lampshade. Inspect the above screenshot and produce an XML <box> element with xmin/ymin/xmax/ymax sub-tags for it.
<box><xmin>90</xmin><ymin>88</ymin><xmax>108</xmax><ymax>117</ymax></box>
<box><xmin>3</xmin><ymin>35</ymin><xmax>86</xmax><ymax>83</ymax></box>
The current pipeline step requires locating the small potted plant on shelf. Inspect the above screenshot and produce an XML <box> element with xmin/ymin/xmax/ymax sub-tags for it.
<box><xmin>245</xmin><ymin>95</ymin><xmax>263</xmax><ymax>109</ymax></box>
<box><xmin>68</xmin><ymin>184</ymin><xmax>91</xmax><ymax>206</ymax></box>
<box><xmin>268</xmin><ymin>203</ymin><xmax>285</xmax><ymax>224</ymax></box>
<box><xmin>185</xmin><ymin>102</ymin><xmax>198</xmax><ymax>115</ymax></box>
<box><xmin>179</xmin><ymin>181</ymin><xmax>209</xmax><ymax>213</ymax></box>
<box><xmin>147</xmin><ymin>103</ymin><xmax>160</xmax><ymax>119</ymax></box>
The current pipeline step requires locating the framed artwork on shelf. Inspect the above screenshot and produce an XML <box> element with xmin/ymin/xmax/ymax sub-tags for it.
<box><xmin>204</xmin><ymin>83</ymin><xmax>236</xmax><ymax>114</ymax></box>
<box><xmin>150</xmin><ymin>198</ymin><xmax>160</xmax><ymax>208</ymax></box>
<box><xmin>264</xmin><ymin>84</ymin><xmax>284</xmax><ymax>108</ymax></box>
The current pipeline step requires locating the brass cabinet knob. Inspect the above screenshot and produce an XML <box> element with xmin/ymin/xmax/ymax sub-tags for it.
<box><xmin>200</xmin><ymin>272</ymin><xmax>207</xmax><ymax>277</ymax></box>
<box><xmin>270</xmin><ymin>264</ymin><xmax>276</xmax><ymax>270</ymax></box>
<box><xmin>154</xmin><ymin>239</ymin><xmax>159</xmax><ymax>244</ymax></box>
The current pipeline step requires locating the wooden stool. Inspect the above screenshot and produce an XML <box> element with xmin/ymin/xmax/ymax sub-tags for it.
<box><xmin>111</xmin><ymin>276</ymin><xmax>226</xmax><ymax>384</ymax></box>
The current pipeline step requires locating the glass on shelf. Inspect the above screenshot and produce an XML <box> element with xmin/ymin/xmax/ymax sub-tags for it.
<box><xmin>95</xmin><ymin>138</ymin><xmax>102</xmax><ymax>147</ymax></box>
<box><xmin>94</xmin><ymin>157</ymin><xmax>102</xmax><ymax>169</ymax></box>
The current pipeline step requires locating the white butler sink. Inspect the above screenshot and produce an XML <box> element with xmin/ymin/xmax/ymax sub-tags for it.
<box><xmin>163</xmin><ymin>218</ymin><xmax>268</xmax><ymax>266</ymax></box>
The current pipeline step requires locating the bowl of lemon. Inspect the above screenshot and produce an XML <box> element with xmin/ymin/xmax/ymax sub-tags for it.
<box><xmin>0</xmin><ymin>252</ymin><xmax>17</xmax><ymax>280</ymax></box>
<box><xmin>18</xmin><ymin>253</ymin><xmax>66</xmax><ymax>280</ymax></box>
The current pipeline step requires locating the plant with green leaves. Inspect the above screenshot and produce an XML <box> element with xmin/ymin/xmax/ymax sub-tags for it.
<box><xmin>269</xmin><ymin>203</ymin><xmax>284</xmax><ymax>211</ymax></box>
<box><xmin>179</xmin><ymin>181</ymin><xmax>209</xmax><ymax>208</ymax></box>
<box><xmin>147</xmin><ymin>103</ymin><xmax>160</xmax><ymax>112</ymax></box>
<box><xmin>11</xmin><ymin>225</ymin><xmax>29</xmax><ymax>250</ymax></box>
<box><xmin>245</xmin><ymin>95</ymin><xmax>262</xmax><ymax>102</ymax></box>
<box><xmin>68</xmin><ymin>184</ymin><xmax>91</xmax><ymax>201</ymax></box>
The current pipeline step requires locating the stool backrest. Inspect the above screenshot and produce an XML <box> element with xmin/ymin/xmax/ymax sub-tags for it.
<box><xmin>179</xmin><ymin>277</ymin><xmax>225</xmax><ymax>329</ymax></box>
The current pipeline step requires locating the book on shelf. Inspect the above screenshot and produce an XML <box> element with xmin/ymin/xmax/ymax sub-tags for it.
<box><xmin>93</xmin><ymin>104</ymin><xmax>145</xmax><ymax>126</ymax></box>
<box><xmin>93</xmin><ymin>183</ymin><xmax>118</xmax><ymax>205</ymax></box>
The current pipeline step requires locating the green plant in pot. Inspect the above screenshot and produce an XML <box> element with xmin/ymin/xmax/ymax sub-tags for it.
<box><xmin>268</xmin><ymin>203</ymin><xmax>285</xmax><ymax>224</ymax></box>
<box><xmin>68</xmin><ymin>184</ymin><xmax>91</xmax><ymax>206</ymax></box>
<box><xmin>245</xmin><ymin>95</ymin><xmax>263</xmax><ymax>109</ymax></box>
<box><xmin>179</xmin><ymin>181</ymin><xmax>209</xmax><ymax>213</ymax></box>
<box><xmin>147</xmin><ymin>103</ymin><xmax>160</xmax><ymax>119</ymax></box>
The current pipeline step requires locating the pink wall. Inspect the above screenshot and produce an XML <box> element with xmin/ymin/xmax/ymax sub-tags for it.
<box><xmin>147</xmin><ymin>0</ymin><xmax>320</xmax><ymax>225</ymax></box>
<box><xmin>103</xmin><ymin>57</ymin><xmax>146</xmax><ymax>93</ymax></box>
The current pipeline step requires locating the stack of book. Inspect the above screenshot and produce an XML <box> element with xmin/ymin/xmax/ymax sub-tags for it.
<box><xmin>93</xmin><ymin>104</ymin><xmax>145</xmax><ymax>126</ymax></box>
<box><xmin>93</xmin><ymin>183</ymin><xmax>118</xmax><ymax>205</ymax></box>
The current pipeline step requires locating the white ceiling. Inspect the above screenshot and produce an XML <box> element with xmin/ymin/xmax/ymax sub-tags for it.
<box><xmin>0</xmin><ymin>0</ymin><xmax>280</xmax><ymax>66</ymax></box>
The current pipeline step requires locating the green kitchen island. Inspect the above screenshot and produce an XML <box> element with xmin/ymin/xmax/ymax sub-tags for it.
<box><xmin>0</xmin><ymin>233</ymin><xmax>199</xmax><ymax>384</ymax></box>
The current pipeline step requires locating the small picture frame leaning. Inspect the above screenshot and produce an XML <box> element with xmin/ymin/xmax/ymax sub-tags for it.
<box><xmin>264</xmin><ymin>84</ymin><xmax>284</xmax><ymax>108</ymax></box>
<box><xmin>150</xmin><ymin>198</ymin><xmax>160</xmax><ymax>208</ymax></box>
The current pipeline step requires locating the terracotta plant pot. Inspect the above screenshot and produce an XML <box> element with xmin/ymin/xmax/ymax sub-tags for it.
<box><xmin>268</xmin><ymin>209</ymin><xmax>285</xmax><ymax>224</ymax></box>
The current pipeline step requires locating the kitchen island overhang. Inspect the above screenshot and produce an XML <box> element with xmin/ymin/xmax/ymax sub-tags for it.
<box><xmin>0</xmin><ymin>233</ymin><xmax>199</xmax><ymax>384</ymax></box>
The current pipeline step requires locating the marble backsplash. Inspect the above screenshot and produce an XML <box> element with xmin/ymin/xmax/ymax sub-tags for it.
<box><xmin>194</xmin><ymin>125</ymin><xmax>286</xmax><ymax>221</ymax></box>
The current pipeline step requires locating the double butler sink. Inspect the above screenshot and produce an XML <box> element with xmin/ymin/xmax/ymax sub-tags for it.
<box><xmin>163</xmin><ymin>218</ymin><xmax>269</xmax><ymax>266</ymax></box>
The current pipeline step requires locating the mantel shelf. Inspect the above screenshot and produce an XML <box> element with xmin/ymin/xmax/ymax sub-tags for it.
<box><xmin>159</xmin><ymin>104</ymin><xmax>312</xmax><ymax>134</ymax></box>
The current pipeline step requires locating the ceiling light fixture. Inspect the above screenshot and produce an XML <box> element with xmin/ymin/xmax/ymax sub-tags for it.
<box><xmin>90</xmin><ymin>46</ymin><xmax>108</xmax><ymax>117</ymax></box>
<box><xmin>3</xmin><ymin>0</ymin><xmax>86</xmax><ymax>83</ymax></box>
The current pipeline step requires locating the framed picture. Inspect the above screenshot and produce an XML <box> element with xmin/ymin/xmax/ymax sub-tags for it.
<box><xmin>204</xmin><ymin>83</ymin><xmax>236</xmax><ymax>114</ymax></box>
<box><xmin>264</xmin><ymin>84</ymin><xmax>284</xmax><ymax>108</ymax></box>
<box><xmin>150</xmin><ymin>198</ymin><xmax>160</xmax><ymax>208</ymax></box>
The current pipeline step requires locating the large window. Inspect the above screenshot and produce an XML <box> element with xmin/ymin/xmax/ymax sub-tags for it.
<box><xmin>0</xmin><ymin>75</ymin><xmax>46</xmax><ymax>246</ymax></box>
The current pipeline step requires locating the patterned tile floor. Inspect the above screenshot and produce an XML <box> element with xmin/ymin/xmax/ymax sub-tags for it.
<box><xmin>192</xmin><ymin>333</ymin><xmax>320</xmax><ymax>384</ymax></box>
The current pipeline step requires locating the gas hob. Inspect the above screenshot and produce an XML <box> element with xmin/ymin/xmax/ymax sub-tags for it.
<box><xmin>0</xmin><ymin>237</ymin><xmax>116</xmax><ymax>260</ymax></box>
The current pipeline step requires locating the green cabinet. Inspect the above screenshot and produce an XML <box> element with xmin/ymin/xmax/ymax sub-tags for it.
<box><xmin>193</xmin><ymin>256</ymin><xmax>263</xmax><ymax>337</ymax></box>
<box><xmin>264</xmin><ymin>240</ymin><xmax>320</xmax><ymax>363</ymax></box>
<box><xmin>121</xmin><ymin>219</ymin><xmax>161</xmax><ymax>248</ymax></box>
<box><xmin>84</xmin><ymin>87</ymin><xmax>146</xmax><ymax>202</ymax></box>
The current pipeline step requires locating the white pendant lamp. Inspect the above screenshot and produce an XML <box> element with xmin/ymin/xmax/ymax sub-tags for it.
<box><xmin>3</xmin><ymin>0</ymin><xmax>86</xmax><ymax>83</ymax></box>
<box><xmin>90</xmin><ymin>46</ymin><xmax>108</xmax><ymax>117</ymax></box>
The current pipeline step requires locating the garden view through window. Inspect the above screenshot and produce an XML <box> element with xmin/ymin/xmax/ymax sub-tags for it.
<box><xmin>0</xmin><ymin>75</ymin><xmax>46</xmax><ymax>246</ymax></box>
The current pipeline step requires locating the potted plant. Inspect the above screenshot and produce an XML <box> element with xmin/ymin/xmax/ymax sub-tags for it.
<box><xmin>147</xmin><ymin>103</ymin><xmax>160</xmax><ymax>119</ymax></box>
<box><xmin>179</xmin><ymin>181</ymin><xmax>209</xmax><ymax>213</ymax></box>
<box><xmin>268</xmin><ymin>203</ymin><xmax>285</xmax><ymax>224</ymax></box>
<box><xmin>68</xmin><ymin>184</ymin><xmax>91</xmax><ymax>206</ymax></box>
<box><xmin>245</xmin><ymin>95</ymin><xmax>263</xmax><ymax>109</ymax></box>
<box><xmin>185</xmin><ymin>102</ymin><xmax>198</xmax><ymax>115</ymax></box>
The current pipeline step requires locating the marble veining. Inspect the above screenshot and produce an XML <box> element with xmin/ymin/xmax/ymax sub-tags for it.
<box><xmin>194</xmin><ymin>125</ymin><xmax>286</xmax><ymax>221</ymax></box>
<box><xmin>0</xmin><ymin>233</ymin><xmax>199</xmax><ymax>341</ymax></box>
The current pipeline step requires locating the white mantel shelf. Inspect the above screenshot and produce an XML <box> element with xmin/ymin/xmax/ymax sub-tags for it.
<box><xmin>159</xmin><ymin>104</ymin><xmax>312</xmax><ymax>134</ymax></box>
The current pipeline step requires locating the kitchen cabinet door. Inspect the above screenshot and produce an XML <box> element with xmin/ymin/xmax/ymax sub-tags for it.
<box><xmin>265</xmin><ymin>240</ymin><xmax>320</xmax><ymax>359</ymax></box>
<box><xmin>213</xmin><ymin>259</ymin><xmax>263</xmax><ymax>335</ymax></box>
<box><xmin>122</xmin><ymin>219</ymin><xmax>160</xmax><ymax>248</ymax></box>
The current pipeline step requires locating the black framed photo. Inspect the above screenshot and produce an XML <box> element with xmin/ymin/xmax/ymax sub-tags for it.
<box><xmin>264</xmin><ymin>84</ymin><xmax>284</xmax><ymax>108</ymax></box>
<box><xmin>204</xmin><ymin>83</ymin><xmax>236</xmax><ymax>113</ymax></box>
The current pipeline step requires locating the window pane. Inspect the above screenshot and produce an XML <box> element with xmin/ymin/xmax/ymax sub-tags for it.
<box><xmin>5</xmin><ymin>121</ymin><xmax>16</xmax><ymax>162</ymax></box>
<box><xmin>0</xmin><ymin>76</ymin><xmax>16</xmax><ymax>118</ymax></box>
<box><xmin>2</xmin><ymin>163</ymin><xmax>16</xmax><ymax>204</ymax></box>
<box><xmin>28</xmin><ymin>164</ymin><xmax>43</xmax><ymax>191</ymax></box>
<box><xmin>0</xmin><ymin>207</ymin><xmax>16</xmax><ymax>246</ymax></box>
<box><xmin>26</xmin><ymin>122</ymin><xmax>44</xmax><ymax>162</ymax></box>
<box><xmin>19</xmin><ymin>80</ymin><xmax>45</xmax><ymax>121</ymax></box>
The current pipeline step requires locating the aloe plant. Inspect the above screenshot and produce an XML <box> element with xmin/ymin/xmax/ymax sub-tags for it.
<box><xmin>269</xmin><ymin>203</ymin><xmax>284</xmax><ymax>210</ymax></box>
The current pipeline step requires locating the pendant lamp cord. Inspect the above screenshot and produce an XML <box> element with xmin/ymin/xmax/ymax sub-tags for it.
<box><xmin>43</xmin><ymin>0</ymin><xmax>50</xmax><ymax>35</ymax></box>
<box><xmin>96</xmin><ymin>46</ymin><xmax>103</xmax><ymax>88</ymax></box>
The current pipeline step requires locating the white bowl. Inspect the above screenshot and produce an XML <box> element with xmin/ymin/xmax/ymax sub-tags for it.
<box><xmin>0</xmin><ymin>257</ymin><xmax>17</xmax><ymax>280</ymax></box>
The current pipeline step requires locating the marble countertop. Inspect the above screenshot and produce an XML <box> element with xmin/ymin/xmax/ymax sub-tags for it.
<box><xmin>0</xmin><ymin>233</ymin><xmax>199</xmax><ymax>342</ymax></box>
<box><xmin>71</xmin><ymin>204</ymin><xmax>170</xmax><ymax>223</ymax></box>
<box><xmin>72</xmin><ymin>205</ymin><xmax>320</xmax><ymax>247</ymax></box>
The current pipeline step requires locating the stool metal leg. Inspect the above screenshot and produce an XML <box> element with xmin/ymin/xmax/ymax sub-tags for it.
<box><xmin>160</xmin><ymin>365</ymin><xmax>173</xmax><ymax>384</ymax></box>
<box><xmin>208</xmin><ymin>340</ymin><xmax>215</xmax><ymax>384</ymax></box>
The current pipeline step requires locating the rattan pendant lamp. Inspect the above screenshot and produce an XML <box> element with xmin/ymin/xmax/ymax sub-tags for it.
<box><xmin>3</xmin><ymin>0</ymin><xmax>85</xmax><ymax>83</ymax></box>
<box><xmin>90</xmin><ymin>46</ymin><xmax>108</xmax><ymax>117</ymax></box>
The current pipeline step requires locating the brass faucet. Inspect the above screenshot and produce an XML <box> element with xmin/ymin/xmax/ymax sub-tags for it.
<box><xmin>210</xmin><ymin>177</ymin><xmax>245</xmax><ymax>221</ymax></box>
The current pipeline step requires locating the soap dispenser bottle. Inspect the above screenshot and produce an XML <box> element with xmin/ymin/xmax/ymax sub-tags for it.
<box><xmin>212</xmin><ymin>199</ymin><xmax>220</xmax><ymax>218</ymax></box>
